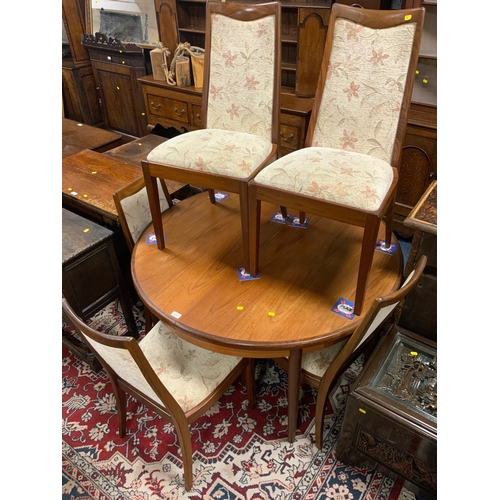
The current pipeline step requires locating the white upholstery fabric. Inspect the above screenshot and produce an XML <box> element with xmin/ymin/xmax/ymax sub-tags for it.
<box><xmin>84</xmin><ymin>322</ymin><xmax>242</xmax><ymax>413</ymax></box>
<box><xmin>146</xmin><ymin>129</ymin><xmax>273</xmax><ymax>179</ymax></box>
<box><xmin>253</xmin><ymin>146</ymin><xmax>393</xmax><ymax>211</ymax></box>
<box><xmin>119</xmin><ymin>179</ymin><xmax>171</xmax><ymax>244</ymax></box>
<box><xmin>301</xmin><ymin>340</ymin><xmax>347</xmax><ymax>378</ymax></box>
<box><xmin>312</xmin><ymin>19</ymin><xmax>416</xmax><ymax>162</ymax></box>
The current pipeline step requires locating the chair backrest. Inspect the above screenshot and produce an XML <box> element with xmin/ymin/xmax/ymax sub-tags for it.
<box><xmin>113</xmin><ymin>177</ymin><xmax>172</xmax><ymax>253</ymax></box>
<box><xmin>308</xmin><ymin>4</ymin><xmax>425</xmax><ymax>165</ymax></box>
<box><xmin>62</xmin><ymin>298</ymin><xmax>179</xmax><ymax>412</ymax></box>
<box><xmin>202</xmin><ymin>0</ymin><xmax>281</xmax><ymax>143</ymax></box>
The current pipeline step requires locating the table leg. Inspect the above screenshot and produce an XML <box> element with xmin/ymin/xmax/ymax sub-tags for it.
<box><xmin>288</xmin><ymin>349</ymin><xmax>302</xmax><ymax>443</ymax></box>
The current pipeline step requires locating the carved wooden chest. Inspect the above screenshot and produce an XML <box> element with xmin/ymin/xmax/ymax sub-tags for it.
<box><xmin>336</xmin><ymin>325</ymin><xmax>437</xmax><ymax>499</ymax></box>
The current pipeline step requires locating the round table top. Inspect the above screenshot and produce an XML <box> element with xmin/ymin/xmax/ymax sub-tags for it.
<box><xmin>131</xmin><ymin>192</ymin><xmax>402</xmax><ymax>357</ymax></box>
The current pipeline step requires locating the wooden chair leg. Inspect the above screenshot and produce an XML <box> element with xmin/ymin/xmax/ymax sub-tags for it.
<box><xmin>113</xmin><ymin>383</ymin><xmax>128</xmax><ymax>438</ymax></box>
<box><xmin>314</xmin><ymin>383</ymin><xmax>329</xmax><ymax>450</ymax></box>
<box><xmin>174</xmin><ymin>420</ymin><xmax>194</xmax><ymax>491</ymax></box>
<box><xmin>159</xmin><ymin>179</ymin><xmax>173</xmax><ymax>207</ymax></box>
<box><xmin>299</xmin><ymin>211</ymin><xmax>306</xmax><ymax>224</ymax></box>
<box><xmin>353</xmin><ymin>217</ymin><xmax>380</xmax><ymax>316</ymax></box>
<box><xmin>248</xmin><ymin>185</ymin><xmax>262</xmax><ymax>277</ymax></box>
<box><xmin>239</xmin><ymin>182</ymin><xmax>251</xmax><ymax>271</ymax></box>
<box><xmin>246</xmin><ymin>359</ymin><xmax>256</xmax><ymax>409</ymax></box>
<box><xmin>383</xmin><ymin>193</ymin><xmax>396</xmax><ymax>246</ymax></box>
<box><xmin>280</xmin><ymin>206</ymin><xmax>288</xmax><ymax>219</ymax></box>
<box><xmin>208</xmin><ymin>188</ymin><xmax>216</xmax><ymax>204</ymax></box>
<box><xmin>142</xmin><ymin>166</ymin><xmax>166</xmax><ymax>250</ymax></box>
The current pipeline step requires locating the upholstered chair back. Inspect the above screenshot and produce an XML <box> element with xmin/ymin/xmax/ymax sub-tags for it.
<box><xmin>312</xmin><ymin>17</ymin><xmax>417</xmax><ymax>162</ymax></box>
<box><xmin>205</xmin><ymin>10</ymin><xmax>277</xmax><ymax>141</ymax></box>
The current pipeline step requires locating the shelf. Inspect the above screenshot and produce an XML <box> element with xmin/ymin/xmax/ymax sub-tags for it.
<box><xmin>420</xmin><ymin>3</ymin><xmax>436</xmax><ymax>58</ymax></box>
<box><xmin>412</xmin><ymin>59</ymin><xmax>437</xmax><ymax>107</ymax></box>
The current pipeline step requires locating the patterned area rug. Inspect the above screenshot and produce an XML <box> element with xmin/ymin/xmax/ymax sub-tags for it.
<box><xmin>62</xmin><ymin>300</ymin><xmax>418</xmax><ymax>500</ymax></box>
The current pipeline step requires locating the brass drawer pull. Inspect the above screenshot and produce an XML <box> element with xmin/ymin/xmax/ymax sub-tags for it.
<box><xmin>280</xmin><ymin>131</ymin><xmax>294</xmax><ymax>143</ymax></box>
<box><xmin>174</xmin><ymin>107</ymin><xmax>186</xmax><ymax>117</ymax></box>
<box><xmin>150</xmin><ymin>102</ymin><xmax>161</xmax><ymax>111</ymax></box>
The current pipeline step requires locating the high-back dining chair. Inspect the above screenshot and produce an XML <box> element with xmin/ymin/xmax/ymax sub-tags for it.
<box><xmin>278</xmin><ymin>255</ymin><xmax>427</xmax><ymax>449</ymax></box>
<box><xmin>247</xmin><ymin>4</ymin><xmax>425</xmax><ymax>316</ymax></box>
<box><xmin>113</xmin><ymin>177</ymin><xmax>172</xmax><ymax>332</ymax></box>
<box><xmin>142</xmin><ymin>0</ymin><xmax>281</xmax><ymax>270</ymax></box>
<box><xmin>62</xmin><ymin>298</ymin><xmax>255</xmax><ymax>492</ymax></box>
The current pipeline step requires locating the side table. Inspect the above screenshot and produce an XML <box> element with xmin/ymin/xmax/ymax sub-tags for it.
<box><xmin>62</xmin><ymin>209</ymin><xmax>138</xmax><ymax>370</ymax></box>
<box><xmin>335</xmin><ymin>324</ymin><xmax>437</xmax><ymax>499</ymax></box>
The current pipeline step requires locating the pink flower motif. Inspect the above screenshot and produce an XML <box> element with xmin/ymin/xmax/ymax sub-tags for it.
<box><xmin>224</xmin><ymin>144</ymin><xmax>237</xmax><ymax>152</ymax></box>
<box><xmin>245</xmin><ymin>75</ymin><xmax>260</xmax><ymax>90</ymax></box>
<box><xmin>343</xmin><ymin>81</ymin><xmax>359</xmax><ymax>102</ymax></box>
<box><xmin>362</xmin><ymin>186</ymin><xmax>380</xmax><ymax>203</ymax></box>
<box><xmin>223</xmin><ymin>50</ymin><xmax>238</xmax><ymax>68</ymax></box>
<box><xmin>257</xmin><ymin>22</ymin><xmax>268</xmax><ymax>37</ymax></box>
<box><xmin>239</xmin><ymin>160</ymin><xmax>252</xmax><ymax>174</ymax></box>
<box><xmin>327</xmin><ymin>61</ymin><xmax>341</xmax><ymax>79</ymax></box>
<box><xmin>311</xmin><ymin>157</ymin><xmax>322</xmax><ymax>163</ymax></box>
<box><xmin>195</xmin><ymin>157</ymin><xmax>213</xmax><ymax>170</ymax></box>
<box><xmin>226</xmin><ymin>103</ymin><xmax>240</xmax><ymax>120</ymax></box>
<box><xmin>340</xmin><ymin>130</ymin><xmax>358</xmax><ymax>150</ymax></box>
<box><xmin>307</xmin><ymin>180</ymin><xmax>330</xmax><ymax>198</ymax></box>
<box><xmin>210</xmin><ymin>84</ymin><xmax>222</xmax><ymax>101</ymax></box>
<box><xmin>370</xmin><ymin>49</ymin><xmax>390</xmax><ymax>66</ymax></box>
<box><xmin>340</xmin><ymin>166</ymin><xmax>359</xmax><ymax>176</ymax></box>
<box><xmin>346</xmin><ymin>23</ymin><xmax>364</xmax><ymax>41</ymax></box>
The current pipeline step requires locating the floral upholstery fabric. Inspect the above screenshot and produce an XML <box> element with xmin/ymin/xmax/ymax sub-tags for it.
<box><xmin>85</xmin><ymin>321</ymin><xmax>242</xmax><ymax>413</ymax></box>
<box><xmin>312</xmin><ymin>19</ymin><xmax>416</xmax><ymax>162</ymax></box>
<box><xmin>253</xmin><ymin>147</ymin><xmax>393</xmax><ymax>211</ymax></box>
<box><xmin>207</xmin><ymin>13</ymin><xmax>276</xmax><ymax>141</ymax></box>
<box><xmin>146</xmin><ymin>129</ymin><xmax>273</xmax><ymax>179</ymax></box>
<box><xmin>119</xmin><ymin>179</ymin><xmax>171</xmax><ymax>244</ymax></box>
<box><xmin>301</xmin><ymin>340</ymin><xmax>347</xmax><ymax>378</ymax></box>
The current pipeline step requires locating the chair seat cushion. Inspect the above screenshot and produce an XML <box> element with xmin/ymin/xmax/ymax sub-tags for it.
<box><xmin>302</xmin><ymin>340</ymin><xmax>348</xmax><ymax>378</ymax></box>
<box><xmin>253</xmin><ymin>147</ymin><xmax>394</xmax><ymax>211</ymax></box>
<box><xmin>147</xmin><ymin>129</ymin><xmax>273</xmax><ymax>180</ymax></box>
<box><xmin>139</xmin><ymin>321</ymin><xmax>242</xmax><ymax>412</ymax></box>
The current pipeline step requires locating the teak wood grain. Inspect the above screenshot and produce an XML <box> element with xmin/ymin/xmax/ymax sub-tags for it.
<box><xmin>131</xmin><ymin>192</ymin><xmax>402</xmax><ymax>440</ymax></box>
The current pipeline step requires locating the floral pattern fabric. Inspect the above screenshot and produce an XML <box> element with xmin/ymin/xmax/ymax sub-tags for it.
<box><xmin>147</xmin><ymin>129</ymin><xmax>273</xmax><ymax>179</ymax></box>
<box><xmin>253</xmin><ymin>147</ymin><xmax>393</xmax><ymax>211</ymax></box>
<box><xmin>85</xmin><ymin>321</ymin><xmax>242</xmax><ymax>413</ymax></box>
<box><xmin>119</xmin><ymin>179</ymin><xmax>171</xmax><ymax>244</ymax></box>
<box><xmin>312</xmin><ymin>19</ymin><xmax>416</xmax><ymax>162</ymax></box>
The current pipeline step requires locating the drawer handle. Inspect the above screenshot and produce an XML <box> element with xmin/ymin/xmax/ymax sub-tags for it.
<box><xmin>173</xmin><ymin>107</ymin><xmax>186</xmax><ymax>117</ymax></box>
<box><xmin>196</xmin><ymin>113</ymin><xmax>201</xmax><ymax>120</ymax></box>
<box><xmin>280</xmin><ymin>131</ymin><xmax>294</xmax><ymax>143</ymax></box>
<box><xmin>150</xmin><ymin>102</ymin><xmax>161</xmax><ymax>111</ymax></box>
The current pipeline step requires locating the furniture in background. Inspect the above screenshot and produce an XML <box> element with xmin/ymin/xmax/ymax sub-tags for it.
<box><xmin>62</xmin><ymin>297</ymin><xmax>255</xmax><ymax>492</ymax></box>
<box><xmin>130</xmin><ymin>191</ymin><xmax>403</xmax><ymax>442</ymax></box>
<box><xmin>62</xmin><ymin>118</ymin><xmax>122</xmax><ymax>158</ymax></box>
<box><xmin>62</xmin><ymin>0</ymin><xmax>102</xmax><ymax>126</ymax></box>
<box><xmin>113</xmin><ymin>176</ymin><xmax>173</xmax><ymax>332</ymax></box>
<box><xmin>81</xmin><ymin>33</ymin><xmax>149</xmax><ymax>140</ymax></box>
<box><xmin>247</xmin><ymin>5</ymin><xmax>425</xmax><ymax>316</ymax></box>
<box><xmin>398</xmin><ymin>180</ymin><xmax>437</xmax><ymax>340</ymax></box>
<box><xmin>394</xmin><ymin>0</ymin><xmax>437</xmax><ymax>237</ymax></box>
<box><xmin>142</xmin><ymin>0</ymin><xmax>281</xmax><ymax>272</ymax></box>
<box><xmin>335</xmin><ymin>324</ymin><xmax>437</xmax><ymax>499</ymax></box>
<box><xmin>276</xmin><ymin>255</ymin><xmax>427</xmax><ymax>449</ymax></box>
<box><xmin>62</xmin><ymin>208</ymin><xmax>138</xmax><ymax>371</ymax></box>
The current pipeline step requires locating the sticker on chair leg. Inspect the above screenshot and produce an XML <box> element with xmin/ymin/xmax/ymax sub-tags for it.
<box><xmin>289</xmin><ymin>215</ymin><xmax>309</xmax><ymax>228</ymax></box>
<box><xmin>331</xmin><ymin>298</ymin><xmax>355</xmax><ymax>320</ymax></box>
<box><xmin>214</xmin><ymin>191</ymin><xmax>229</xmax><ymax>202</ymax></box>
<box><xmin>237</xmin><ymin>267</ymin><xmax>261</xmax><ymax>281</ymax></box>
<box><xmin>146</xmin><ymin>232</ymin><xmax>166</xmax><ymax>245</ymax></box>
<box><xmin>375</xmin><ymin>239</ymin><xmax>398</xmax><ymax>255</ymax></box>
<box><xmin>269</xmin><ymin>211</ymin><xmax>289</xmax><ymax>224</ymax></box>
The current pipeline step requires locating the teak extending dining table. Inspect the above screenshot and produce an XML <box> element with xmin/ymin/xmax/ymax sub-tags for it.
<box><xmin>131</xmin><ymin>192</ymin><xmax>402</xmax><ymax>442</ymax></box>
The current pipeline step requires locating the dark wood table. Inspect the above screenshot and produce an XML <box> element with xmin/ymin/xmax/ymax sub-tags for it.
<box><xmin>62</xmin><ymin>118</ymin><xmax>123</xmax><ymax>158</ymax></box>
<box><xmin>131</xmin><ymin>192</ymin><xmax>403</xmax><ymax>442</ymax></box>
<box><xmin>62</xmin><ymin>208</ymin><xmax>138</xmax><ymax>370</ymax></box>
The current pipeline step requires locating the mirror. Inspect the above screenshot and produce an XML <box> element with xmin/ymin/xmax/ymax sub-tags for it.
<box><xmin>89</xmin><ymin>0</ymin><xmax>159</xmax><ymax>47</ymax></box>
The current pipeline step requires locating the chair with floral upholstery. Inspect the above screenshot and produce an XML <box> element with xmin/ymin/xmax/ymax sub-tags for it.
<box><xmin>141</xmin><ymin>0</ymin><xmax>281</xmax><ymax>269</ymax></box>
<box><xmin>247</xmin><ymin>4</ymin><xmax>425</xmax><ymax>315</ymax></box>
<box><xmin>113</xmin><ymin>177</ymin><xmax>172</xmax><ymax>332</ymax></box>
<box><xmin>62</xmin><ymin>297</ymin><xmax>255</xmax><ymax>492</ymax></box>
<box><xmin>275</xmin><ymin>255</ymin><xmax>427</xmax><ymax>449</ymax></box>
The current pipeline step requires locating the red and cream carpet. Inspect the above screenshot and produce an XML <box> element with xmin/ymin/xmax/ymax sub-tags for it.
<box><xmin>62</xmin><ymin>299</ymin><xmax>419</xmax><ymax>500</ymax></box>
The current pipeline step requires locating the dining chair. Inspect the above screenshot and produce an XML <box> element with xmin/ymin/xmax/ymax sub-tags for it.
<box><xmin>276</xmin><ymin>255</ymin><xmax>427</xmax><ymax>449</ymax></box>
<box><xmin>247</xmin><ymin>4</ymin><xmax>425</xmax><ymax>315</ymax></box>
<box><xmin>62</xmin><ymin>297</ymin><xmax>255</xmax><ymax>492</ymax></box>
<box><xmin>113</xmin><ymin>177</ymin><xmax>172</xmax><ymax>332</ymax></box>
<box><xmin>141</xmin><ymin>0</ymin><xmax>281</xmax><ymax>270</ymax></box>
